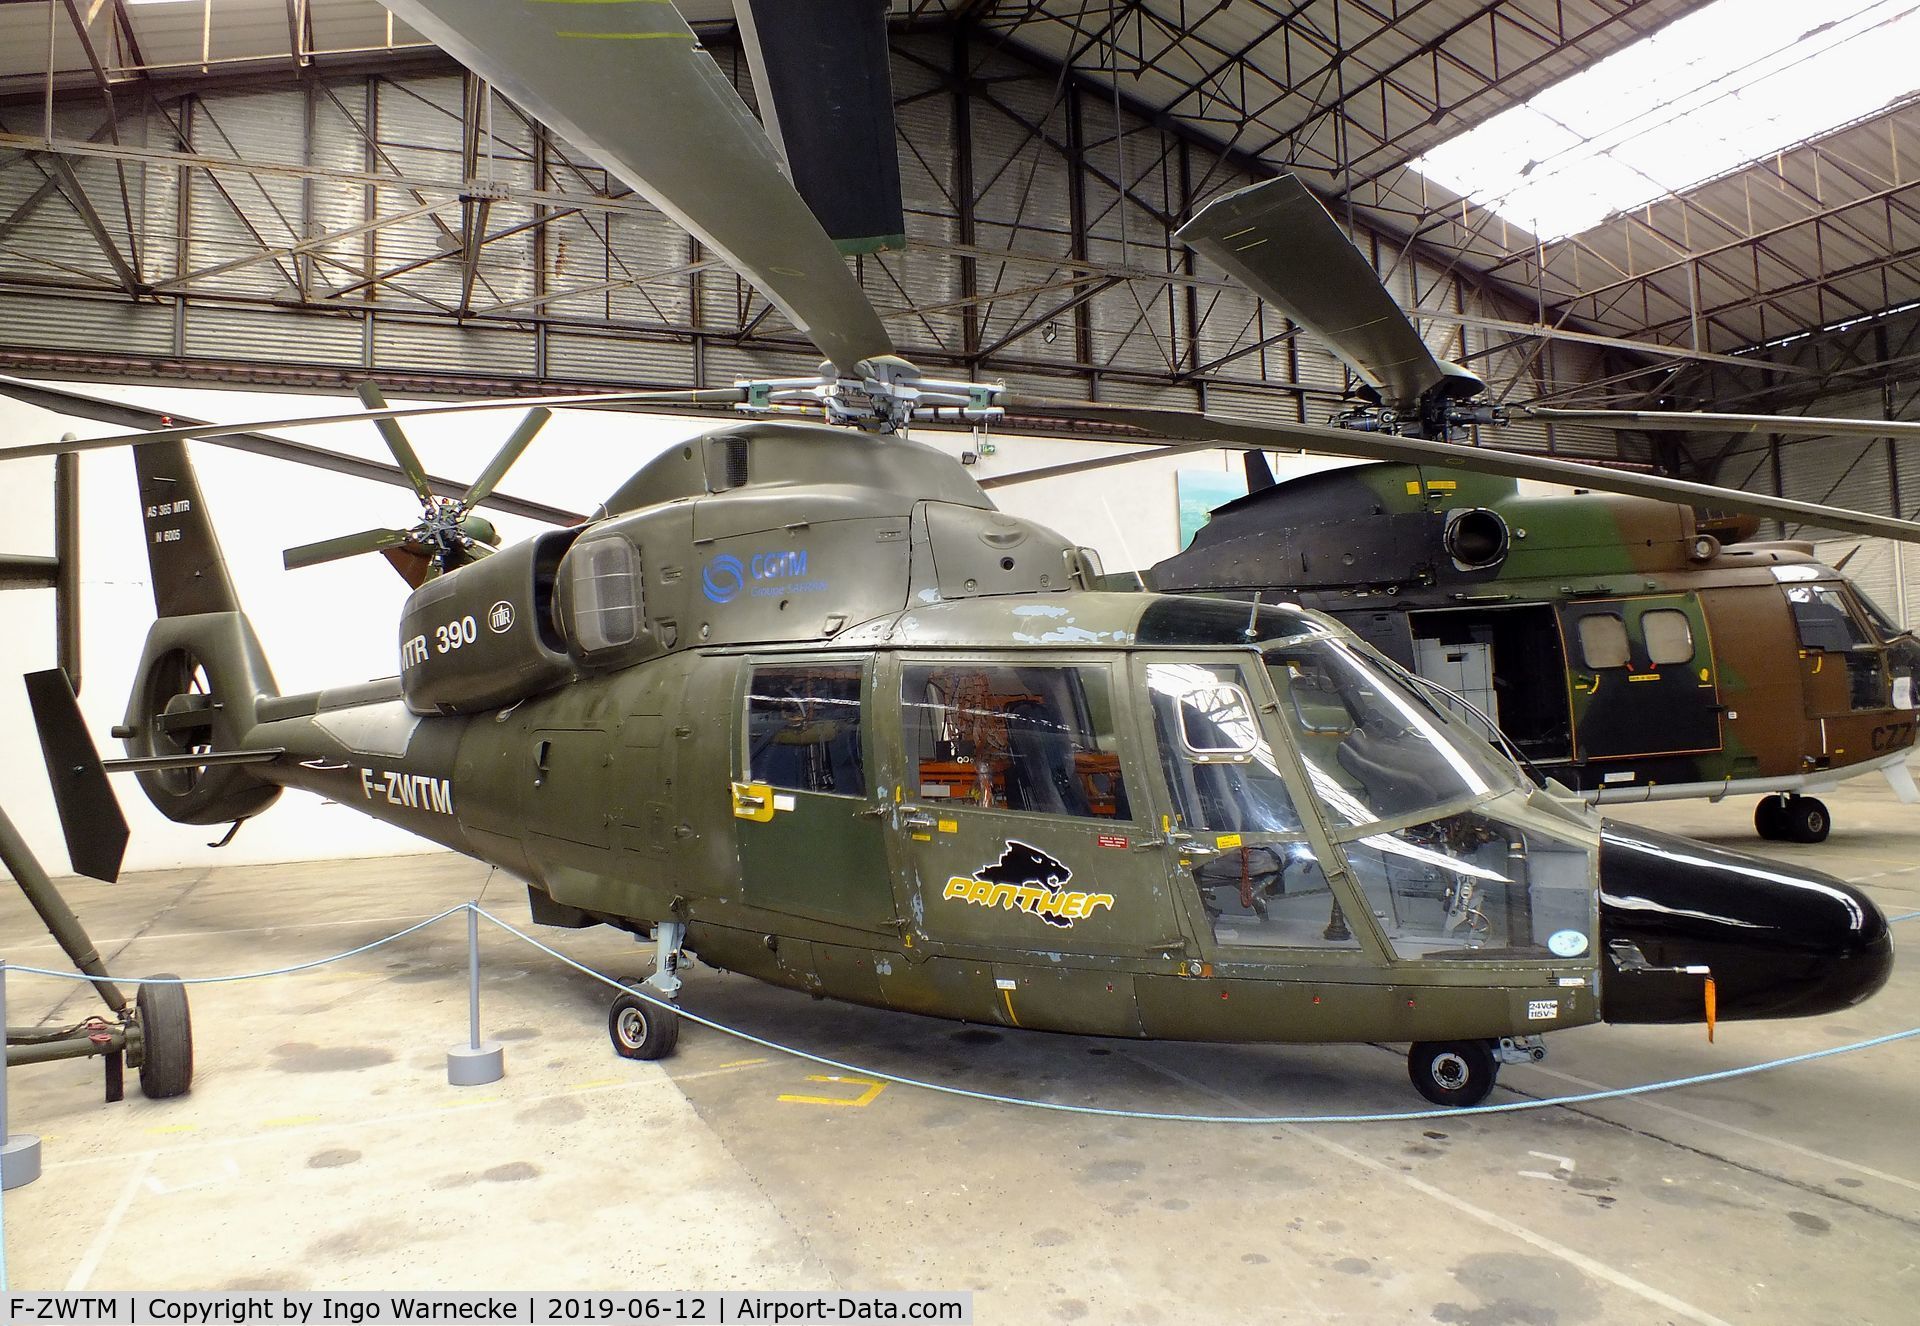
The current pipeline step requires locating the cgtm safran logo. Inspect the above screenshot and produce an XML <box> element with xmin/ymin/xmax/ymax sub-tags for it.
<box><xmin>942</xmin><ymin>840</ymin><xmax>1115</xmax><ymax>928</ymax></box>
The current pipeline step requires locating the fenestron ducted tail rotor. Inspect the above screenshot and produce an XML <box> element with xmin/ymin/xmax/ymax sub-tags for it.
<box><xmin>280</xmin><ymin>384</ymin><xmax>557</xmax><ymax>584</ymax></box>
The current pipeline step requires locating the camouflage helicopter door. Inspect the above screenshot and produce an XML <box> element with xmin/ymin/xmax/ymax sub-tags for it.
<box><xmin>1561</xmin><ymin>595</ymin><xmax>1723</xmax><ymax>761</ymax></box>
<box><xmin>731</xmin><ymin>658</ymin><xmax>895</xmax><ymax>934</ymax></box>
<box><xmin>890</xmin><ymin>655</ymin><xmax>1179</xmax><ymax>961</ymax></box>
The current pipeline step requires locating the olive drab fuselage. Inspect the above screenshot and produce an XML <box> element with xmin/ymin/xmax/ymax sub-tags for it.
<box><xmin>116</xmin><ymin>425</ymin><xmax>1892</xmax><ymax>1053</ymax></box>
<box><xmin>1150</xmin><ymin>463</ymin><xmax>1920</xmax><ymax>805</ymax></box>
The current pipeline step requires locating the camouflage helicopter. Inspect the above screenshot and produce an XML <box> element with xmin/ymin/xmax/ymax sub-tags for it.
<box><xmin>5</xmin><ymin>0</ymin><xmax>1911</xmax><ymax>1107</ymax></box>
<box><xmin>1146</xmin><ymin>461</ymin><xmax>1920</xmax><ymax>846</ymax></box>
<box><xmin>1007</xmin><ymin>175</ymin><xmax>1920</xmax><ymax>847</ymax></box>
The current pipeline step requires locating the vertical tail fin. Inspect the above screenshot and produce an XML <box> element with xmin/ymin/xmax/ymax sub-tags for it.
<box><xmin>136</xmin><ymin>438</ymin><xmax>241</xmax><ymax>617</ymax></box>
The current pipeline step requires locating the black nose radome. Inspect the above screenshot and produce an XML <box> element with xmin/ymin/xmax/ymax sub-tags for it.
<box><xmin>1598</xmin><ymin>821</ymin><xmax>1892</xmax><ymax>1024</ymax></box>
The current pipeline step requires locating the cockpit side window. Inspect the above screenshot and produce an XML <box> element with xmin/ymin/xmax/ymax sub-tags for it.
<box><xmin>902</xmin><ymin>663</ymin><xmax>1130</xmax><ymax>820</ymax></box>
<box><xmin>1146</xmin><ymin>663</ymin><xmax>1301</xmax><ymax>836</ymax></box>
<box><xmin>745</xmin><ymin>665</ymin><xmax>867</xmax><ymax>797</ymax></box>
<box><xmin>1576</xmin><ymin>614</ymin><xmax>1630</xmax><ymax>669</ymax></box>
<box><xmin>1786</xmin><ymin>584</ymin><xmax>1871</xmax><ymax>652</ymax></box>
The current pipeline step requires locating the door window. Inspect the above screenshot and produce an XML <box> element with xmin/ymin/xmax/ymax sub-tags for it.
<box><xmin>1145</xmin><ymin>663</ymin><xmax>1357</xmax><ymax>949</ymax></box>
<box><xmin>1146</xmin><ymin>663</ymin><xmax>1301</xmax><ymax>834</ymax></box>
<box><xmin>745</xmin><ymin>665</ymin><xmax>866</xmax><ymax>797</ymax></box>
<box><xmin>1641</xmin><ymin>609</ymin><xmax>1694</xmax><ymax>665</ymax></box>
<box><xmin>1786</xmin><ymin>584</ymin><xmax>1871</xmax><ymax>652</ymax></box>
<box><xmin>902</xmin><ymin>664</ymin><xmax>1130</xmax><ymax>819</ymax></box>
<box><xmin>1576</xmin><ymin>614</ymin><xmax>1630</xmax><ymax>669</ymax></box>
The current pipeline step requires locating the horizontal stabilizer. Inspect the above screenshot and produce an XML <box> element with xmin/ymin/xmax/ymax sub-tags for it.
<box><xmin>24</xmin><ymin>668</ymin><xmax>128</xmax><ymax>883</ymax></box>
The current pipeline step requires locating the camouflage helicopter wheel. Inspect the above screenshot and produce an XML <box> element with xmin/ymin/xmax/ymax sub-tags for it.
<box><xmin>1407</xmin><ymin>1040</ymin><xmax>1498</xmax><ymax>1108</ymax></box>
<box><xmin>608</xmin><ymin>985</ymin><xmax>680</xmax><ymax>1061</ymax></box>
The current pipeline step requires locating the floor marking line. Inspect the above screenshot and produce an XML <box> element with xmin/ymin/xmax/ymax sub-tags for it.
<box><xmin>778</xmin><ymin>1075</ymin><xmax>886</xmax><ymax>1108</ymax></box>
<box><xmin>1518</xmin><ymin>1062</ymin><xmax>1920</xmax><ymax>1195</ymax></box>
<box><xmin>1130</xmin><ymin>1053</ymin><xmax>1732</xmax><ymax>1326</ymax></box>
<box><xmin>65</xmin><ymin>1152</ymin><xmax>152</xmax><ymax>1292</ymax></box>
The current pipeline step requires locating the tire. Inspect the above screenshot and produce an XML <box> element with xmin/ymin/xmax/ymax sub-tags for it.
<box><xmin>135</xmin><ymin>977</ymin><xmax>194</xmax><ymax>1099</ymax></box>
<box><xmin>1754</xmin><ymin>797</ymin><xmax>1788</xmax><ymax>840</ymax></box>
<box><xmin>1786</xmin><ymin>796</ymin><xmax>1831</xmax><ymax>844</ymax></box>
<box><xmin>1407</xmin><ymin>1039</ymin><xmax>1499</xmax><ymax>1108</ymax></box>
<box><xmin>608</xmin><ymin>988</ymin><xmax>680</xmax><ymax>1060</ymax></box>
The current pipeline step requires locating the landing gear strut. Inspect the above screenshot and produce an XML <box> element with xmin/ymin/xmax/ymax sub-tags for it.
<box><xmin>607</xmin><ymin>921</ymin><xmax>686</xmax><ymax>1061</ymax></box>
<box><xmin>1756</xmin><ymin>794</ymin><xmax>1830</xmax><ymax>844</ymax></box>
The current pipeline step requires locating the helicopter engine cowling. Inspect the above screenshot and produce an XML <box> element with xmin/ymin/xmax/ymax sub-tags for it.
<box><xmin>398</xmin><ymin>528</ymin><xmax>581</xmax><ymax>716</ymax></box>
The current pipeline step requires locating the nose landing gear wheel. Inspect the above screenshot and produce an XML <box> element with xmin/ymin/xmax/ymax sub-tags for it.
<box><xmin>608</xmin><ymin>986</ymin><xmax>680</xmax><ymax>1060</ymax></box>
<box><xmin>1408</xmin><ymin>1039</ymin><xmax>1498</xmax><ymax>1107</ymax></box>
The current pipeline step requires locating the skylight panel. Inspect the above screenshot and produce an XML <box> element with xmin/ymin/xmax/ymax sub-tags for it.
<box><xmin>1410</xmin><ymin>0</ymin><xmax>1920</xmax><ymax>242</ymax></box>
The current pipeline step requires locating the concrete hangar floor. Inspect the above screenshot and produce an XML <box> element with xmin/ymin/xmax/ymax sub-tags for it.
<box><xmin>5</xmin><ymin>776</ymin><xmax>1918</xmax><ymax>1323</ymax></box>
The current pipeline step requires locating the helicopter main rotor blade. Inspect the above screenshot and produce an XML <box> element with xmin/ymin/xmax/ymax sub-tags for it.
<box><xmin>0</xmin><ymin>386</ymin><xmax>748</xmax><ymax>461</ymax></box>
<box><xmin>1179</xmin><ymin>176</ymin><xmax>1482</xmax><ymax>413</ymax></box>
<box><xmin>1002</xmin><ymin>400</ymin><xmax>1920</xmax><ymax>544</ymax></box>
<box><xmin>283</xmin><ymin>527</ymin><xmax>413</xmax><ymax>571</ymax></box>
<box><xmin>356</xmin><ymin>382</ymin><xmax>435</xmax><ymax>505</ymax></box>
<box><xmin>1534</xmin><ymin>407</ymin><xmax>1920</xmax><ymax>440</ymax></box>
<box><xmin>376</xmin><ymin>0</ymin><xmax>893</xmax><ymax>376</ymax></box>
<box><xmin>464</xmin><ymin>407</ymin><xmax>553</xmax><ymax>509</ymax></box>
<box><xmin>0</xmin><ymin>373</ymin><xmax>587</xmax><ymax>525</ymax></box>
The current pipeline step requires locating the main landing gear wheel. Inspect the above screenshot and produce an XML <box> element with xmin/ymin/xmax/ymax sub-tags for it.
<box><xmin>1757</xmin><ymin>795</ymin><xmax>1830</xmax><ymax>844</ymax></box>
<box><xmin>608</xmin><ymin>986</ymin><xmax>680</xmax><ymax>1061</ymax></box>
<box><xmin>134</xmin><ymin>976</ymin><xmax>194</xmax><ymax>1100</ymax></box>
<box><xmin>1408</xmin><ymin>1040</ymin><xmax>1499</xmax><ymax>1108</ymax></box>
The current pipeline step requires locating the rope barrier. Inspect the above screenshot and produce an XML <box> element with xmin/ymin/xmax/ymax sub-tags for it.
<box><xmin>2</xmin><ymin>899</ymin><xmax>1914</xmax><ymax>1129</ymax></box>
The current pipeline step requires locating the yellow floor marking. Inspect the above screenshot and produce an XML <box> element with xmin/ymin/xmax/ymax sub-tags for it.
<box><xmin>441</xmin><ymin>1094</ymin><xmax>504</xmax><ymax>1110</ymax></box>
<box><xmin>145</xmin><ymin>1123</ymin><xmax>198</xmax><ymax>1135</ymax></box>
<box><xmin>717</xmin><ymin>1057</ymin><xmax>768</xmax><ymax>1069</ymax></box>
<box><xmin>260</xmin><ymin>1115</ymin><xmax>323</xmax><ymax>1128</ymax></box>
<box><xmin>778</xmin><ymin>1074</ymin><xmax>886</xmax><ymax>1108</ymax></box>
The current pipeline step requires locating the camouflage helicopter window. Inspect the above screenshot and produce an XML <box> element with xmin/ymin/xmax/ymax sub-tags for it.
<box><xmin>1576</xmin><ymin>614</ymin><xmax>1630</xmax><ymax>670</ymax></box>
<box><xmin>570</xmin><ymin>537</ymin><xmax>642</xmax><ymax>652</ymax></box>
<box><xmin>1340</xmin><ymin>809</ymin><xmax>1592</xmax><ymax>961</ymax></box>
<box><xmin>902</xmin><ymin>663</ymin><xmax>1130</xmax><ymax>819</ymax></box>
<box><xmin>746</xmin><ymin>665</ymin><xmax>866</xmax><ymax>797</ymax></box>
<box><xmin>1785</xmin><ymin>584</ymin><xmax>1871</xmax><ymax>653</ymax></box>
<box><xmin>1641</xmin><ymin>610</ymin><xmax>1694</xmax><ymax>666</ymax></box>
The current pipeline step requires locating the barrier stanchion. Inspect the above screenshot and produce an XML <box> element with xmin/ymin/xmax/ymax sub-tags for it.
<box><xmin>1</xmin><ymin>959</ymin><xmax>43</xmax><ymax>1191</ymax></box>
<box><xmin>446</xmin><ymin>905</ymin><xmax>504</xmax><ymax>1086</ymax></box>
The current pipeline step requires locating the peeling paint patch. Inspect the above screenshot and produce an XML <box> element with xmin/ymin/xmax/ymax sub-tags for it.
<box><xmin>1012</xmin><ymin>603</ymin><xmax>1070</xmax><ymax>617</ymax></box>
<box><xmin>875</xmin><ymin>958</ymin><xmax>894</xmax><ymax>976</ymax></box>
<box><xmin>1013</xmin><ymin>626</ymin><xmax>1107</xmax><ymax>644</ymax></box>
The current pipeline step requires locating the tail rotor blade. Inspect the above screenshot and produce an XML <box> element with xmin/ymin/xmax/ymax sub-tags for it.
<box><xmin>356</xmin><ymin>382</ymin><xmax>435</xmax><ymax>505</ymax></box>
<box><xmin>464</xmin><ymin>408</ymin><xmax>552</xmax><ymax>508</ymax></box>
<box><xmin>283</xmin><ymin>527</ymin><xmax>412</xmax><ymax>571</ymax></box>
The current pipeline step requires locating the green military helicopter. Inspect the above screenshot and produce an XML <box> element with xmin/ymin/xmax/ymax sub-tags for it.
<box><xmin>6</xmin><ymin>0</ymin><xmax>1913</xmax><ymax>1107</ymax></box>
<box><xmin>1144</xmin><ymin>458</ymin><xmax>1920</xmax><ymax>846</ymax></box>
<box><xmin>998</xmin><ymin>173</ymin><xmax>1920</xmax><ymax>848</ymax></box>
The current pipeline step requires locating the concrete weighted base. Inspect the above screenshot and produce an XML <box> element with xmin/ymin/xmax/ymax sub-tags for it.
<box><xmin>446</xmin><ymin>1042</ymin><xmax>504</xmax><ymax>1087</ymax></box>
<box><xmin>2</xmin><ymin>1133</ymin><xmax>41</xmax><ymax>1190</ymax></box>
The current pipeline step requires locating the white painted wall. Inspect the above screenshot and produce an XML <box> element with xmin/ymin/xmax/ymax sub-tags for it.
<box><xmin>0</xmin><ymin>380</ymin><xmax>1353</xmax><ymax>875</ymax></box>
